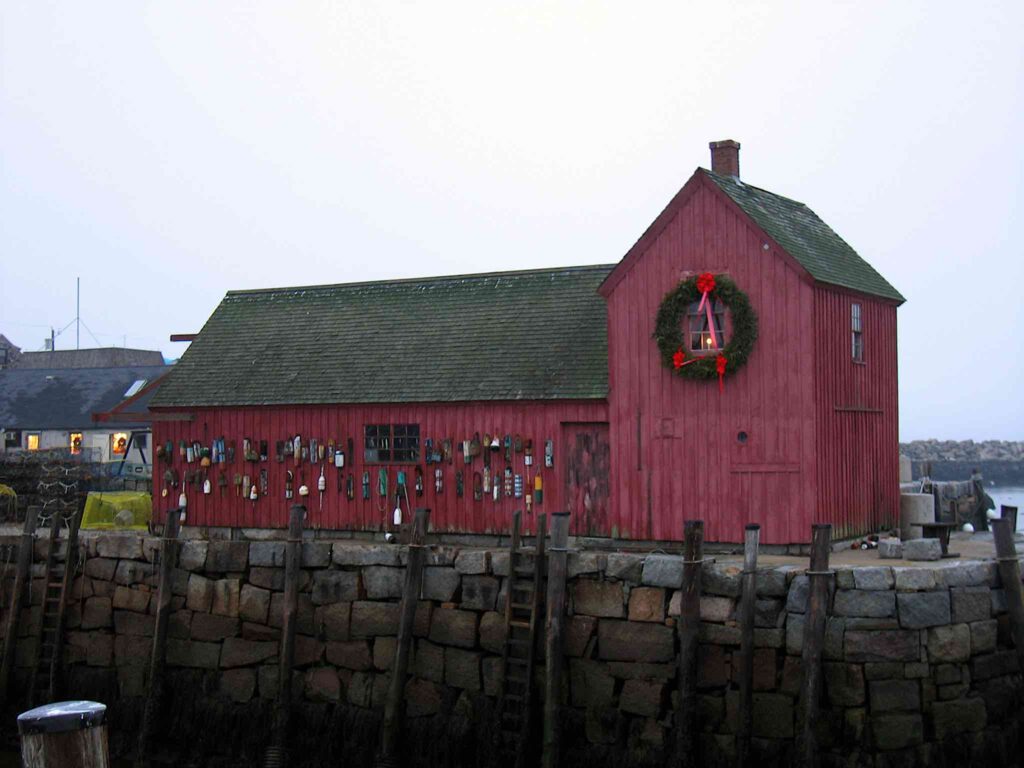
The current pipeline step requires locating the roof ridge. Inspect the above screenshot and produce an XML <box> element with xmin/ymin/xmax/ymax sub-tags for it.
<box><xmin>701</xmin><ymin>168</ymin><xmax>810</xmax><ymax>208</ymax></box>
<box><xmin>225</xmin><ymin>263</ymin><xmax>617</xmax><ymax>297</ymax></box>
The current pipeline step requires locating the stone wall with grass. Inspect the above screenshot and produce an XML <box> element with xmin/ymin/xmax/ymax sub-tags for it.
<box><xmin>6</xmin><ymin>533</ymin><xmax>1024</xmax><ymax>767</ymax></box>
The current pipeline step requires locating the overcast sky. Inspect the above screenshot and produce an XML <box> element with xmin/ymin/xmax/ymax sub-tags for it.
<box><xmin>2</xmin><ymin>2</ymin><xmax>1021</xmax><ymax>441</ymax></box>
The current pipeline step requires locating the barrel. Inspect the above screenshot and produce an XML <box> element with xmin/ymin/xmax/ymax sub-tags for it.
<box><xmin>18</xmin><ymin>701</ymin><xmax>109</xmax><ymax>768</ymax></box>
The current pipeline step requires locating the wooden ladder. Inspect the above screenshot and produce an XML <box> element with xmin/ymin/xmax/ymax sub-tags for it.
<box><xmin>28</xmin><ymin>510</ymin><xmax>81</xmax><ymax>708</ymax></box>
<box><xmin>497</xmin><ymin>511</ymin><xmax>547</xmax><ymax>764</ymax></box>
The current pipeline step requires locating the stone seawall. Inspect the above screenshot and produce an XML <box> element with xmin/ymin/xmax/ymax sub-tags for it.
<box><xmin>5</xmin><ymin>533</ymin><xmax>1024</xmax><ymax>767</ymax></box>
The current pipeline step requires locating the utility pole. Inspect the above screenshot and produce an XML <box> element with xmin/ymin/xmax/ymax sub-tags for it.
<box><xmin>76</xmin><ymin>277</ymin><xmax>80</xmax><ymax>349</ymax></box>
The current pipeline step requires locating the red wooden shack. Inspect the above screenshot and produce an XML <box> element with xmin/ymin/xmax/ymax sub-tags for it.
<box><xmin>151</xmin><ymin>141</ymin><xmax>903</xmax><ymax>544</ymax></box>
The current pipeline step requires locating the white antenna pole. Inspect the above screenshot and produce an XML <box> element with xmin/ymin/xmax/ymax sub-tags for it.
<box><xmin>76</xmin><ymin>276</ymin><xmax>80</xmax><ymax>350</ymax></box>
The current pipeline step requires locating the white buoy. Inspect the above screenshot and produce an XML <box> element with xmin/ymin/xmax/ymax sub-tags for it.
<box><xmin>962</xmin><ymin>522</ymin><xmax>975</xmax><ymax>533</ymax></box>
<box><xmin>393</xmin><ymin>504</ymin><xmax>402</xmax><ymax>526</ymax></box>
<box><xmin>987</xmin><ymin>509</ymin><xmax>999</xmax><ymax>520</ymax></box>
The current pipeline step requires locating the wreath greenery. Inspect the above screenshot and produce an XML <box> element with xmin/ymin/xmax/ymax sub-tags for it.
<box><xmin>653</xmin><ymin>274</ymin><xmax>758</xmax><ymax>381</ymax></box>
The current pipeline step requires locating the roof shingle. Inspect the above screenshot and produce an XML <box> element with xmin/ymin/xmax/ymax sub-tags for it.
<box><xmin>150</xmin><ymin>265</ymin><xmax>614</xmax><ymax>408</ymax></box>
<box><xmin>704</xmin><ymin>170</ymin><xmax>904</xmax><ymax>302</ymax></box>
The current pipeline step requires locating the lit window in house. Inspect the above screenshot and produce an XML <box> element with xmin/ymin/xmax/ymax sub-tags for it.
<box><xmin>364</xmin><ymin>424</ymin><xmax>420</xmax><ymax>463</ymax></box>
<box><xmin>26</xmin><ymin>434</ymin><xmax>40</xmax><ymax>451</ymax></box>
<box><xmin>852</xmin><ymin>303</ymin><xmax>864</xmax><ymax>362</ymax></box>
<box><xmin>112</xmin><ymin>433</ymin><xmax>129</xmax><ymax>455</ymax></box>
<box><xmin>687</xmin><ymin>299</ymin><xmax>727</xmax><ymax>352</ymax></box>
<box><xmin>70</xmin><ymin>433</ymin><xmax>83</xmax><ymax>454</ymax></box>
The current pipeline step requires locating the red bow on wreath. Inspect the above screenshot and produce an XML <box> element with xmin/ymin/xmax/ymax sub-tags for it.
<box><xmin>716</xmin><ymin>354</ymin><xmax>728</xmax><ymax>393</ymax></box>
<box><xmin>696</xmin><ymin>272</ymin><xmax>716</xmax><ymax>294</ymax></box>
<box><xmin>673</xmin><ymin>347</ymin><xmax>697</xmax><ymax>371</ymax></box>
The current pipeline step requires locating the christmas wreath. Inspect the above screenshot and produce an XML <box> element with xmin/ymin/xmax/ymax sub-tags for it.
<box><xmin>653</xmin><ymin>272</ymin><xmax>758</xmax><ymax>389</ymax></box>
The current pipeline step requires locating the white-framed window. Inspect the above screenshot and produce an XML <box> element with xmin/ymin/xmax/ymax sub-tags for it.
<box><xmin>852</xmin><ymin>303</ymin><xmax>864</xmax><ymax>362</ymax></box>
<box><xmin>687</xmin><ymin>299</ymin><xmax>727</xmax><ymax>353</ymax></box>
<box><xmin>26</xmin><ymin>433</ymin><xmax>40</xmax><ymax>451</ymax></box>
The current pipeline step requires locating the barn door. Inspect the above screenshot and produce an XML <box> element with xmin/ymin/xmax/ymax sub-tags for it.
<box><xmin>562</xmin><ymin>423</ymin><xmax>610</xmax><ymax>537</ymax></box>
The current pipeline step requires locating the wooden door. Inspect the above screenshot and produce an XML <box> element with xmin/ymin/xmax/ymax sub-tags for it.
<box><xmin>563</xmin><ymin>423</ymin><xmax>611</xmax><ymax>537</ymax></box>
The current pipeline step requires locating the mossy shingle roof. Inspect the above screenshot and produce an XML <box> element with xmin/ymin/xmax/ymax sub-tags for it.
<box><xmin>704</xmin><ymin>170</ymin><xmax>904</xmax><ymax>302</ymax></box>
<box><xmin>150</xmin><ymin>265</ymin><xmax>614</xmax><ymax>408</ymax></box>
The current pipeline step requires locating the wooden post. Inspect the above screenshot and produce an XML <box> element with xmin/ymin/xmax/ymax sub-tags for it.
<box><xmin>266</xmin><ymin>504</ymin><xmax>306</xmax><ymax>768</ymax></box>
<box><xmin>735</xmin><ymin>524</ymin><xmax>760</xmax><ymax>768</ymax></box>
<box><xmin>542</xmin><ymin>513</ymin><xmax>570</xmax><ymax>768</ymax></box>
<box><xmin>676</xmin><ymin>519</ymin><xmax>703</xmax><ymax>768</ymax></box>
<box><xmin>992</xmin><ymin>519</ymin><xmax>1024</xmax><ymax>673</ymax></box>
<box><xmin>135</xmin><ymin>507</ymin><xmax>182</xmax><ymax>768</ymax></box>
<box><xmin>797</xmin><ymin>524</ymin><xmax>832</xmax><ymax>768</ymax></box>
<box><xmin>378</xmin><ymin>507</ymin><xmax>431</xmax><ymax>768</ymax></box>
<box><xmin>0</xmin><ymin>507</ymin><xmax>38</xmax><ymax>709</ymax></box>
<box><xmin>19</xmin><ymin>700</ymin><xmax>109</xmax><ymax>768</ymax></box>
<box><xmin>1001</xmin><ymin>505</ymin><xmax>1019</xmax><ymax>533</ymax></box>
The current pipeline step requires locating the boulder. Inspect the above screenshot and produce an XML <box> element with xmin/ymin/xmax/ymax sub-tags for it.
<box><xmin>113</xmin><ymin>611</ymin><xmax>154</xmax><ymax>637</ymax></box>
<box><xmin>191</xmin><ymin>613</ymin><xmax>240</xmax><ymax>642</ymax></box>
<box><xmin>597</xmin><ymin>620</ymin><xmax>674</xmax><ymax>662</ymax></box>
<box><xmin>904</xmin><ymin>539</ymin><xmax>942</xmax><ymax>562</ymax></box>
<box><xmin>454</xmin><ymin>551</ymin><xmax>490</xmax><ymax>575</ymax></box>
<box><xmin>305</xmin><ymin>667</ymin><xmax>341</xmax><ymax>702</ymax></box>
<box><xmin>461</xmin><ymin>575</ymin><xmax>500</xmax><ymax>611</ymax></box>
<box><xmin>897</xmin><ymin>591</ymin><xmax>951</xmax><ymax>629</ymax></box>
<box><xmin>927</xmin><ymin>624</ymin><xmax>970</xmax><ymax>663</ymax></box>
<box><xmin>248</xmin><ymin>542</ymin><xmax>286</xmax><ymax>567</ymax></box>
<box><xmin>641</xmin><ymin>555</ymin><xmax>682</xmax><ymax>588</ymax></box>
<box><xmin>186</xmin><ymin>575</ymin><xmax>213</xmax><ymax>613</ymax></box>
<box><xmin>301</xmin><ymin>542</ymin><xmax>332</xmax><ymax>568</ymax></box>
<box><xmin>951</xmin><ymin>586</ymin><xmax>991</xmax><ymax>624</ymax></box>
<box><xmin>428</xmin><ymin>608</ymin><xmax>478</xmax><ymax>649</ymax></box>
<box><xmin>166</xmin><ymin>639</ymin><xmax>221</xmax><ymax>669</ymax></box>
<box><xmin>853</xmin><ymin>567</ymin><xmax>894</xmax><ymax>590</ymax></box>
<box><xmin>220</xmin><ymin>637</ymin><xmax>278</xmax><ymax>668</ymax></box>
<box><xmin>619</xmin><ymin>679</ymin><xmax>664</xmax><ymax>717</ymax></box>
<box><xmin>112</xmin><ymin>586</ymin><xmax>150</xmax><ymax>613</ymax></box>
<box><xmin>893</xmin><ymin>567</ymin><xmax>937</xmax><ymax>592</ymax></box>
<box><xmin>332</xmin><ymin>543</ymin><xmax>401</xmax><ymax>567</ymax></box>
<box><xmin>96</xmin><ymin>534</ymin><xmax>143</xmax><ymax>560</ymax></box>
<box><xmin>844</xmin><ymin>630</ymin><xmax>920</xmax><ymax>662</ymax></box>
<box><xmin>362</xmin><ymin>566</ymin><xmax>405</xmax><ymax>599</ymax></box>
<box><xmin>239</xmin><ymin>584</ymin><xmax>271</xmax><ymax>624</ymax></box>
<box><xmin>325</xmin><ymin>640</ymin><xmax>372</xmax><ymax>670</ymax></box>
<box><xmin>178</xmin><ymin>541</ymin><xmax>208</xmax><ymax>571</ymax></box>
<box><xmin>350</xmin><ymin>601</ymin><xmax>399</xmax><ymax>637</ymax></box>
<box><xmin>628</xmin><ymin>587</ymin><xmax>666</xmax><ymax>623</ymax></box>
<box><xmin>869</xmin><ymin>679</ymin><xmax>920</xmax><ymax>712</ymax></box>
<box><xmin>314</xmin><ymin>603</ymin><xmax>351</xmax><ymax>641</ymax></box>
<box><xmin>81</xmin><ymin>597</ymin><xmax>112</xmax><ymax>630</ymax></box>
<box><xmin>311</xmin><ymin>570</ymin><xmax>361</xmax><ymax>604</ymax></box>
<box><xmin>205</xmin><ymin>541</ymin><xmax>248</xmax><ymax>572</ymax></box>
<box><xmin>833</xmin><ymin>590</ymin><xmax>895</xmax><ymax>618</ymax></box>
<box><xmin>605</xmin><ymin>553</ymin><xmax>644</xmax><ymax>583</ymax></box>
<box><xmin>211</xmin><ymin>578</ymin><xmax>241</xmax><ymax>617</ymax></box>
<box><xmin>421</xmin><ymin>567</ymin><xmax>460</xmax><ymax>602</ymax></box>
<box><xmin>444</xmin><ymin>648</ymin><xmax>481</xmax><ymax>691</ymax></box>
<box><xmin>572</xmin><ymin>580</ymin><xmax>625</xmax><ymax>618</ymax></box>
<box><xmin>220</xmin><ymin>668</ymin><xmax>256</xmax><ymax>703</ymax></box>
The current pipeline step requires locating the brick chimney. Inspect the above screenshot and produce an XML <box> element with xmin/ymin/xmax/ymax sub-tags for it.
<box><xmin>709</xmin><ymin>139</ymin><xmax>740</xmax><ymax>178</ymax></box>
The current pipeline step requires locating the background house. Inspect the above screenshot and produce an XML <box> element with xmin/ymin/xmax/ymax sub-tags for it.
<box><xmin>150</xmin><ymin>141</ymin><xmax>903</xmax><ymax>544</ymax></box>
<box><xmin>0</xmin><ymin>363</ymin><xmax>168</xmax><ymax>473</ymax></box>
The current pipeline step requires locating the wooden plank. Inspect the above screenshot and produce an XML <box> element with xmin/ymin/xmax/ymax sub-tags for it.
<box><xmin>992</xmin><ymin>519</ymin><xmax>1024</xmax><ymax>673</ymax></box>
<box><xmin>735</xmin><ymin>524</ymin><xmax>760</xmax><ymax>768</ymax></box>
<box><xmin>136</xmin><ymin>506</ymin><xmax>181</xmax><ymax>768</ymax></box>
<box><xmin>0</xmin><ymin>507</ymin><xmax>38</xmax><ymax>708</ymax></box>
<box><xmin>676</xmin><ymin>519</ymin><xmax>703</xmax><ymax>768</ymax></box>
<box><xmin>378</xmin><ymin>507</ymin><xmax>430</xmax><ymax>767</ymax></box>
<box><xmin>266</xmin><ymin>504</ymin><xmax>305</xmax><ymax>766</ymax></box>
<box><xmin>797</xmin><ymin>524</ymin><xmax>832</xmax><ymax>768</ymax></box>
<box><xmin>542</xmin><ymin>513</ymin><xmax>570</xmax><ymax>768</ymax></box>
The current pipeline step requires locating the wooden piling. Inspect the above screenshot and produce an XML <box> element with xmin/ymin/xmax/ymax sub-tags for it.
<box><xmin>378</xmin><ymin>507</ymin><xmax>431</xmax><ymax>768</ymax></box>
<box><xmin>676</xmin><ymin>519</ymin><xmax>703</xmax><ymax>768</ymax></box>
<box><xmin>0</xmin><ymin>507</ymin><xmax>38</xmax><ymax>709</ymax></box>
<box><xmin>135</xmin><ymin>507</ymin><xmax>182</xmax><ymax>768</ymax></box>
<box><xmin>265</xmin><ymin>504</ymin><xmax>306</xmax><ymax>768</ymax></box>
<box><xmin>992</xmin><ymin>518</ymin><xmax>1024</xmax><ymax>673</ymax></box>
<box><xmin>735</xmin><ymin>523</ymin><xmax>760</xmax><ymax>768</ymax></box>
<box><xmin>542</xmin><ymin>512</ymin><xmax>570</xmax><ymax>768</ymax></box>
<box><xmin>797</xmin><ymin>524</ymin><xmax>832</xmax><ymax>768</ymax></box>
<box><xmin>19</xmin><ymin>700</ymin><xmax>109</xmax><ymax>768</ymax></box>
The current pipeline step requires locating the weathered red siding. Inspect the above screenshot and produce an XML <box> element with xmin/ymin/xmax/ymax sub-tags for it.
<box><xmin>813</xmin><ymin>287</ymin><xmax>900</xmax><ymax>539</ymax></box>
<box><xmin>604</xmin><ymin>176</ymin><xmax>819</xmax><ymax>544</ymax></box>
<box><xmin>153</xmin><ymin>400</ymin><xmax>606</xmax><ymax>534</ymax></box>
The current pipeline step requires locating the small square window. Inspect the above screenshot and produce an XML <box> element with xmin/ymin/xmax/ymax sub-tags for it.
<box><xmin>364</xmin><ymin>424</ymin><xmax>419</xmax><ymax>463</ymax></box>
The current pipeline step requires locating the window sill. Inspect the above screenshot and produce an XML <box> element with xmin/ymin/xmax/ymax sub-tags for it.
<box><xmin>852</xmin><ymin>360</ymin><xmax>867</xmax><ymax>367</ymax></box>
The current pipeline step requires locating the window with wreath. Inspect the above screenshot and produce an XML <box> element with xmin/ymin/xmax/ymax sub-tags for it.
<box><xmin>364</xmin><ymin>424</ymin><xmax>420</xmax><ymax>463</ymax></box>
<box><xmin>687</xmin><ymin>299</ymin><xmax>727</xmax><ymax>353</ymax></box>
<box><xmin>111</xmin><ymin>433</ymin><xmax>129</xmax><ymax>455</ymax></box>
<box><xmin>70</xmin><ymin>433</ymin><xmax>83</xmax><ymax>454</ymax></box>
